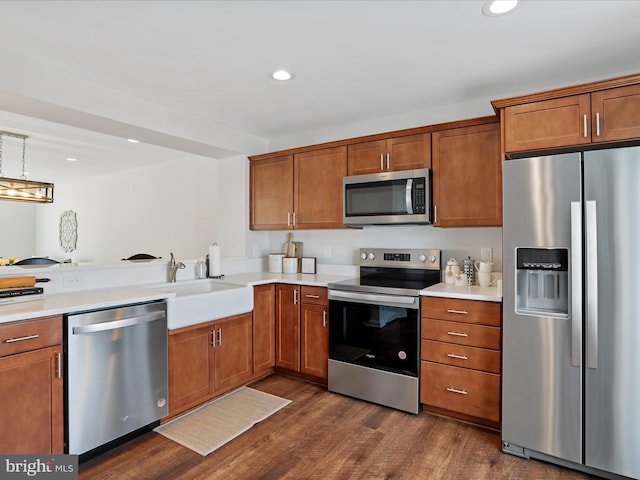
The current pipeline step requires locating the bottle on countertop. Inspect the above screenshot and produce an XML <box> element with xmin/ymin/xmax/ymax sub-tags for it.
<box><xmin>196</xmin><ymin>258</ymin><xmax>207</xmax><ymax>279</ymax></box>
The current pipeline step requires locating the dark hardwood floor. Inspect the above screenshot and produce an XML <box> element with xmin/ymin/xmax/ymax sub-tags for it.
<box><xmin>79</xmin><ymin>375</ymin><xmax>596</xmax><ymax>479</ymax></box>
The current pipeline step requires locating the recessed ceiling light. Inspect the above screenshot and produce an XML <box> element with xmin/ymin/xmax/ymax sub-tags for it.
<box><xmin>127</xmin><ymin>138</ymin><xmax>139</xmax><ymax>143</ymax></box>
<box><xmin>272</xmin><ymin>70</ymin><xmax>294</xmax><ymax>81</ymax></box>
<box><xmin>66</xmin><ymin>157</ymin><xmax>78</xmax><ymax>162</ymax></box>
<box><xmin>482</xmin><ymin>0</ymin><xmax>519</xmax><ymax>16</ymax></box>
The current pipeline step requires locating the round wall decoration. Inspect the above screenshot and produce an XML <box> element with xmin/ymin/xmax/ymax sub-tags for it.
<box><xmin>59</xmin><ymin>210</ymin><xmax>78</xmax><ymax>253</ymax></box>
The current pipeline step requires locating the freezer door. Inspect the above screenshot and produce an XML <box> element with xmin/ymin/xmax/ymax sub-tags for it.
<box><xmin>584</xmin><ymin>147</ymin><xmax>640</xmax><ymax>479</ymax></box>
<box><xmin>502</xmin><ymin>153</ymin><xmax>582</xmax><ymax>463</ymax></box>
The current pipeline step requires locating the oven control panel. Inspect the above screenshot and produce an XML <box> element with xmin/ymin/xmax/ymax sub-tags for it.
<box><xmin>358</xmin><ymin>248</ymin><xmax>440</xmax><ymax>270</ymax></box>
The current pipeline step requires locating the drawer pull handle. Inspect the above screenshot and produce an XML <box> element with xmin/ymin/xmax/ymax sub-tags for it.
<box><xmin>5</xmin><ymin>334</ymin><xmax>40</xmax><ymax>343</ymax></box>
<box><xmin>447</xmin><ymin>353</ymin><xmax>469</xmax><ymax>360</ymax></box>
<box><xmin>446</xmin><ymin>387</ymin><xmax>468</xmax><ymax>395</ymax></box>
<box><xmin>447</xmin><ymin>331</ymin><xmax>468</xmax><ymax>337</ymax></box>
<box><xmin>305</xmin><ymin>294</ymin><xmax>320</xmax><ymax>299</ymax></box>
<box><xmin>447</xmin><ymin>309</ymin><xmax>468</xmax><ymax>315</ymax></box>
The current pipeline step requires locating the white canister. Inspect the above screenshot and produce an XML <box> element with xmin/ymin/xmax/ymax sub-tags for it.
<box><xmin>444</xmin><ymin>258</ymin><xmax>460</xmax><ymax>285</ymax></box>
<box><xmin>268</xmin><ymin>253</ymin><xmax>285</xmax><ymax>273</ymax></box>
<box><xmin>282</xmin><ymin>257</ymin><xmax>298</xmax><ymax>274</ymax></box>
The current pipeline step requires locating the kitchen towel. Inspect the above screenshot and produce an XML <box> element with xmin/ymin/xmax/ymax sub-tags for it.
<box><xmin>154</xmin><ymin>387</ymin><xmax>291</xmax><ymax>456</ymax></box>
<box><xmin>209</xmin><ymin>243</ymin><xmax>221</xmax><ymax>277</ymax></box>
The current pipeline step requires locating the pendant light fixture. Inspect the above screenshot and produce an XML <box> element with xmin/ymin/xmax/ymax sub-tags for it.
<box><xmin>0</xmin><ymin>131</ymin><xmax>54</xmax><ymax>203</ymax></box>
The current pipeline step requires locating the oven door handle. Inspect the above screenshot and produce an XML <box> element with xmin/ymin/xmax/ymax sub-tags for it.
<box><xmin>328</xmin><ymin>289</ymin><xmax>418</xmax><ymax>309</ymax></box>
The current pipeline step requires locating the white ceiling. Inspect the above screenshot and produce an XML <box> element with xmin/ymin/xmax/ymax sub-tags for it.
<box><xmin>1</xmin><ymin>0</ymin><xmax>640</xmax><ymax>183</ymax></box>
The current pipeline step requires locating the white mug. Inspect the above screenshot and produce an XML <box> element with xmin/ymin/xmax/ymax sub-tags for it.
<box><xmin>474</xmin><ymin>260</ymin><xmax>493</xmax><ymax>273</ymax></box>
<box><xmin>478</xmin><ymin>272</ymin><xmax>498</xmax><ymax>287</ymax></box>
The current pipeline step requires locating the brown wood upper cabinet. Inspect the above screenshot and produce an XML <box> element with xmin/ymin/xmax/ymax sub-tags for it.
<box><xmin>502</xmin><ymin>83</ymin><xmax>640</xmax><ymax>154</ymax></box>
<box><xmin>250</xmin><ymin>146</ymin><xmax>347</xmax><ymax>230</ymax></box>
<box><xmin>347</xmin><ymin>133</ymin><xmax>430</xmax><ymax>175</ymax></box>
<box><xmin>432</xmin><ymin>122</ymin><xmax>502</xmax><ymax>227</ymax></box>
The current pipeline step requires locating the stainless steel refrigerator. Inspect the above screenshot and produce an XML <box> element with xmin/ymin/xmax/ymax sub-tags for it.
<box><xmin>502</xmin><ymin>147</ymin><xmax>640</xmax><ymax>480</ymax></box>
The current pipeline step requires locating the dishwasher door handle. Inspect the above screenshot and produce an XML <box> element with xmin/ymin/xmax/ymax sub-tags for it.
<box><xmin>72</xmin><ymin>311</ymin><xmax>165</xmax><ymax>335</ymax></box>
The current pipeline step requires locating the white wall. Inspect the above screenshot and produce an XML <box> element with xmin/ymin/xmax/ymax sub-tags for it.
<box><xmin>0</xmin><ymin>201</ymin><xmax>37</xmax><ymax>259</ymax></box>
<box><xmin>35</xmin><ymin>155</ymin><xmax>225</xmax><ymax>263</ymax></box>
<box><xmin>268</xmin><ymin>98</ymin><xmax>494</xmax><ymax>152</ymax></box>
<box><xmin>265</xmin><ymin>226</ymin><xmax>503</xmax><ymax>275</ymax></box>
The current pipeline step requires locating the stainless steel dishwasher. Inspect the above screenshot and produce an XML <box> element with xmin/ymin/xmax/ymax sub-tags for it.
<box><xmin>65</xmin><ymin>301</ymin><xmax>168</xmax><ymax>457</ymax></box>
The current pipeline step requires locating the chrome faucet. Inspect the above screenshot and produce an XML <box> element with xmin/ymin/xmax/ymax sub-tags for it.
<box><xmin>168</xmin><ymin>252</ymin><xmax>185</xmax><ymax>283</ymax></box>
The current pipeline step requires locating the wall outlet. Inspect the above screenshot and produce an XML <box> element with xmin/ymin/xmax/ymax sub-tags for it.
<box><xmin>323</xmin><ymin>246</ymin><xmax>332</xmax><ymax>259</ymax></box>
<box><xmin>481</xmin><ymin>247</ymin><xmax>493</xmax><ymax>263</ymax></box>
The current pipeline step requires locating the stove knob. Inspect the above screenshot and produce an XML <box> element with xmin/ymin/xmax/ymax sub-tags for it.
<box><xmin>428</xmin><ymin>255</ymin><xmax>437</xmax><ymax>263</ymax></box>
<box><xmin>419</xmin><ymin>254</ymin><xmax>427</xmax><ymax>262</ymax></box>
<box><xmin>368</xmin><ymin>252</ymin><xmax>376</xmax><ymax>260</ymax></box>
<box><xmin>360</xmin><ymin>252</ymin><xmax>368</xmax><ymax>260</ymax></box>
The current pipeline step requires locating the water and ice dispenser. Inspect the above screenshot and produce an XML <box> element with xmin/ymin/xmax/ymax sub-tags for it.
<box><xmin>516</xmin><ymin>248</ymin><xmax>569</xmax><ymax>317</ymax></box>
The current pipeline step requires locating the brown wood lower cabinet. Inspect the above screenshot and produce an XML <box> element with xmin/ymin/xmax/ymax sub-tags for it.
<box><xmin>168</xmin><ymin>312</ymin><xmax>253</xmax><ymax>417</ymax></box>
<box><xmin>300</xmin><ymin>302</ymin><xmax>328</xmax><ymax>379</ymax></box>
<box><xmin>420</xmin><ymin>296</ymin><xmax>502</xmax><ymax>430</ymax></box>
<box><xmin>0</xmin><ymin>316</ymin><xmax>63</xmax><ymax>454</ymax></box>
<box><xmin>253</xmin><ymin>284</ymin><xmax>276</xmax><ymax>374</ymax></box>
<box><xmin>420</xmin><ymin>362</ymin><xmax>500</xmax><ymax>423</ymax></box>
<box><xmin>275</xmin><ymin>284</ymin><xmax>329</xmax><ymax>382</ymax></box>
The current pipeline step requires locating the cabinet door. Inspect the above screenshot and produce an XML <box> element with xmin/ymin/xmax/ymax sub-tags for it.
<box><xmin>432</xmin><ymin>122</ymin><xmax>502</xmax><ymax>227</ymax></box>
<box><xmin>213</xmin><ymin>313</ymin><xmax>254</xmax><ymax>391</ymax></box>
<box><xmin>275</xmin><ymin>284</ymin><xmax>300</xmax><ymax>371</ymax></box>
<box><xmin>168</xmin><ymin>323</ymin><xmax>215</xmax><ymax>415</ymax></box>
<box><xmin>294</xmin><ymin>146</ymin><xmax>347</xmax><ymax>229</ymax></box>
<box><xmin>253</xmin><ymin>284</ymin><xmax>275</xmax><ymax>374</ymax></box>
<box><xmin>347</xmin><ymin>140</ymin><xmax>386</xmax><ymax>175</ymax></box>
<box><xmin>387</xmin><ymin>133</ymin><xmax>431</xmax><ymax>171</ymax></box>
<box><xmin>347</xmin><ymin>135</ymin><xmax>430</xmax><ymax>175</ymax></box>
<box><xmin>300</xmin><ymin>303</ymin><xmax>329</xmax><ymax>379</ymax></box>
<box><xmin>0</xmin><ymin>345</ymin><xmax>63</xmax><ymax>454</ymax></box>
<box><xmin>250</xmin><ymin>155</ymin><xmax>294</xmax><ymax>230</ymax></box>
<box><xmin>503</xmin><ymin>94</ymin><xmax>591</xmax><ymax>153</ymax></box>
<box><xmin>592</xmin><ymin>84</ymin><xmax>640</xmax><ymax>143</ymax></box>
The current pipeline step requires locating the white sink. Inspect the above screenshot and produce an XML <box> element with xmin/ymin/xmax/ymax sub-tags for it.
<box><xmin>146</xmin><ymin>279</ymin><xmax>253</xmax><ymax>329</ymax></box>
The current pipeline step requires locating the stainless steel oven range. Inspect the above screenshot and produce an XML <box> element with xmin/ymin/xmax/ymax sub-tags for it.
<box><xmin>328</xmin><ymin>248</ymin><xmax>440</xmax><ymax>414</ymax></box>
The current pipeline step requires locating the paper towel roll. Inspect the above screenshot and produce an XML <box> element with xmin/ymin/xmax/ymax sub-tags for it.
<box><xmin>209</xmin><ymin>243</ymin><xmax>221</xmax><ymax>277</ymax></box>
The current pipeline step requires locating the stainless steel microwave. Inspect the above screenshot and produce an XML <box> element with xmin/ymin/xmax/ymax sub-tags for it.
<box><xmin>343</xmin><ymin>168</ymin><xmax>431</xmax><ymax>226</ymax></box>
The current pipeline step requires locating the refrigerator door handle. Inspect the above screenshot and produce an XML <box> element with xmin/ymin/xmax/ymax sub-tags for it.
<box><xmin>570</xmin><ymin>201</ymin><xmax>583</xmax><ymax>367</ymax></box>
<box><xmin>586</xmin><ymin>200</ymin><xmax>598</xmax><ymax>369</ymax></box>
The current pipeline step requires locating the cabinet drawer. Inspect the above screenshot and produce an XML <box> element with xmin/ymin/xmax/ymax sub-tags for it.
<box><xmin>422</xmin><ymin>318</ymin><xmax>500</xmax><ymax>350</ymax></box>
<box><xmin>0</xmin><ymin>316</ymin><xmax>62</xmax><ymax>357</ymax></box>
<box><xmin>420</xmin><ymin>361</ymin><xmax>500</xmax><ymax>422</ymax></box>
<box><xmin>421</xmin><ymin>339</ymin><xmax>500</xmax><ymax>374</ymax></box>
<box><xmin>300</xmin><ymin>286</ymin><xmax>327</xmax><ymax>305</ymax></box>
<box><xmin>421</xmin><ymin>296</ymin><xmax>501</xmax><ymax>326</ymax></box>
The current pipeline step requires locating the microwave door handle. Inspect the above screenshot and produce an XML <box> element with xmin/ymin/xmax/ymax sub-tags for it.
<box><xmin>406</xmin><ymin>178</ymin><xmax>413</xmax><ymax>214</ymax></box>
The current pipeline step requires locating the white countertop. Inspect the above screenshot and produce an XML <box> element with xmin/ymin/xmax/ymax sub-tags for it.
<box><xmin>0</xmin><ymin>286</ymin><xmax>173</xmax><ymax>324</ymax></box>
<box><xmin>0</xmin><ymin>272</ymin><xmax>502</xmax><ymax>325</ymax></box>
<box><xmin>208</xmin><ymin>272</ymin><xmax>355</xmax><ymax>287</ymax></box>
<box><xmin>420</xmin><ymin>282</ymin><xmax>502</xmax><ymax>302</ymax></box>
<box><xmin>0</xmin><ymin>272</ymin><xmax>355</xmax><ymax>325</ymax></box>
